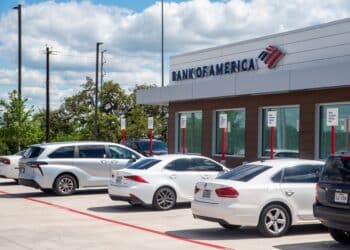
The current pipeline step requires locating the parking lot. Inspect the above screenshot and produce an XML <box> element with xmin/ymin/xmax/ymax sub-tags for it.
<box><xmin>0</xmin><ymin>178</ymin><xmax>347</xmax><ymax>250</ymax></box>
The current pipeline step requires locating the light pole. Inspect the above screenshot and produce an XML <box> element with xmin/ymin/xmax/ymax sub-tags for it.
<box><xmin>13</xmin><ymin>4</ymin><xmax>22</xmax><ymax>100</ymax></box>
<box><xmin>94</xmin><ymin>42</ymin><xmax>103</xmax><ymax>140</ymax></box>
<box><xmin>101</xmin><ymin>49</ymin><xmax>106</xmax><ymax>90</ymax></box>
<box><xmin>161</xmin><ymin>0</ymin><xmax>164</xmax><ymax>87</ymax></box>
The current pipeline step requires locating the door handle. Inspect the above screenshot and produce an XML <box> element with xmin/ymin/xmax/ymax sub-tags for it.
<box><xmin>201</xmin><ymin>175</ymin><xmax>210</xmax><ymax>179</ymax></box>
<box><xmin>169</xmin><ymin>174</ymin><xmax>176</xmax><ymax>180</ymax></box>
<box><xmin>285</xmin><ymin>190</ymin><xmax>295</xmax><ymax>197</ymax></box>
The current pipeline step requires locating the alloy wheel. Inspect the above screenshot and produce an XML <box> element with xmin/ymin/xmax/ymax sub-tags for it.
<box><xmin>264</xmin><ymin>207</ymin><xmax>287</xmax><ymax>234</ymax></box>
<box><xmin>154</xmin><ymin>187</ymin><xmax>176</xmax><ymax>210</ymax></box>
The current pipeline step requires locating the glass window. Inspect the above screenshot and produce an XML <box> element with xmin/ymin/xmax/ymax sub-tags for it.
<box><xmin>190</xmin><ymin>158</ymin><xmax>223</xmax><ymax>171</ymax></box>
<box><xmin>282</xmin><ymin>164</ymin><xmax>323</xmax><ymax>183</ymax></box>
<box><xmin>321</xmin><ymin>156</ymin><xmax>350</xmax><ymax>183</ymax></box>
<box><xmin>24</xmin><ymin>147</ymin><xmax>44</xmax><ymax>159</ymax></box>
<box><xmin>319</xmin><ymin>104</ymin><xmax>350</xmax><ymax>159</ymax></box>
<box><xmin>218</xmin><ymin>164</ymin><xmax>271</xmax><ymax>182</ymax></box>
<box><xmin>178</xmin><ymin>112</ymin><xmax>202</xmax><ymax>153</ymax></box>
<box><xmin>128</xmin><ymin>158</ymin><xmax>161</xmax><ymax>170</ymax></box>
<box><xmin>78</xmin><ymin>145</ymin><xmax>106</xmax><ymax>158</ymax></box>
<box><xmin>48</xmin><ymin>146</ymin><xmax>75</xmax><ymax>158</ymax></box>
<box><xmin>215</xmin><ymin>109</ymin><xmax>245</xmax><ymax>156</ymax></box>
<box><xmin>109</xmin><ymin>145</ymin><xmax>137</xmax><ymax>159</ymax></box>
<box><xmin>138</xmin><ymin>141</ymin><xmax>168</xmax><ymax>151</ymax></box>
<box><xmin>261</xmin><ymin>106</ymin><xmax>300</xmax><ymax>157</ymax></box>
<box><xmin>271</xmin><ymin>170</ymin><xmax>282</xmax><ymax>183</ymax></box>
<box><xmin>165</xmin><ymin>159</ymin><xmax>191</xmax><ymax>171</ymax></box>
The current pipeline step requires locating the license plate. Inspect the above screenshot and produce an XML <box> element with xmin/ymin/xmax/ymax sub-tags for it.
<box><xmin>115</xmin><ymin>176</ymin><xmax>122</xmax><ymax>183</ymax></box>
<box><xmin>202</xmin><ymin>190</ymin><xmax>211</xmax><ymax>198</ymax></box>
<box><xmin>334</xmin><ymin>192</ymin><xmax>348</xmax><ymax>204</ymax></box>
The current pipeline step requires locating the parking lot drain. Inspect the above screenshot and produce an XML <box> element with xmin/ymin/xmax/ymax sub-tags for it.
<box><xmin>0</xmin><ymin>190</ymin><xmax>234</xmax><ymax>250</ymax></box>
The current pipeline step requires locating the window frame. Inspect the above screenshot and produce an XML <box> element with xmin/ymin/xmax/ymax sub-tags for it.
<box><xmin>315</xmin><ymin>101</ymin><xmax>350</xmax><ymax>160</ymax></box>
<box><xmin>212</xmin><ymin>108</ymin><xmax>246</xmax><ymax>158</ymax></box>
<box><xmin>258</xmin><ymin>104</ymin><xmax>300</xmax><ymax>158</ymax></box>
<box><xmin>175</xmin><ymin>110</ymin><xmax>203</xmax><ymax>155</ymax></box>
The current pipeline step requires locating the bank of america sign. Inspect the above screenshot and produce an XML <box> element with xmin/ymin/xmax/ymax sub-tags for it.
<box><xmin>172</xmin><ymin>45</ymin><xmax>285</xmax><ymax>82</ymax></box>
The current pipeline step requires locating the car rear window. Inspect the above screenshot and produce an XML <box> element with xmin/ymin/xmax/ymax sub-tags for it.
<box><xmin>139</xmin><ymin>141</ymin><xmax>168</xmax><ymax>151</ymax></box>
<box><xmin>321</xmin><ymin>156</ymin><xmax>350</xmax><ymax>183</ymax></box>
<box><xmin>128</xmin><ymin>158</ymin><xmax>161</xmax><ymax>170</ymax></box>
<box><xmin>218</xmin><ymin>164</ymin><xmax>271</xmax><ymax>182</ymax></box>
<box><xmin>24</xmin><ymin>147</ymin><xmax>44</xmax><ymax>159</ymax></box>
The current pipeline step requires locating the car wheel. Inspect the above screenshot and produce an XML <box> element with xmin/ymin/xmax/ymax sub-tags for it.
<box><xmin>53</xmin><ymin>174</ymin><xmax>77</xmax><ymax>196</ymax></box>
<box><xmin>258</xmin><ymin>204</ymin><xmax>291</xmax><ymax>237</ymax></box>
<box><xmin>329</xmin><ymin>228</ymin><xmax>350</xmax><ymax>244</ymax></box>
<box><xmin>219</xmin><ymin>222</ymin><xmax>241</xmax><ymax>230</ymax></box>
<box><xmin>152</xmin><ymin>187</ymin><xmax>176</xmax><ymax>210</ymax></box>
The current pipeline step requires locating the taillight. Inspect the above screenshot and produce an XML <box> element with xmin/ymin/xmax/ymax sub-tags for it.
<box><xmin>0</xmin><ymin>158</ymin><xmax>10</xmax><ymax>165</ymax></box>
<box><xmin>27</xmin><ymin>161</ymin><xmax>47</xmax><ymax>176</ymax></box>
<box><xmin>315</xmin><ymin>183</ymin><xmax>320</xmax><ymax>203</ymax></box>
<box><xmin>194</xmin><ymin>185</ymin><xmax>200</xmax><ymax>194</ymax></box>
<box><xmin>124</xmin><ymin>175</ymin><xmax>148</xmax><ymax>183</ymax></box>
<box><xmin>215</xmin><ymin>187</ymin><xmax>239</xmax><ymax>198</ymax></box>
<box><xmin>27</xmin><ymin>161</ymin><xmax>47</xmax><ymax>168</ymax></box>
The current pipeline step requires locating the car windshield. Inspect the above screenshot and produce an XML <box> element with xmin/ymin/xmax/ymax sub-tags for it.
<box><xmin>139</xmin><ymin>141</ymin><xmax>168</xmax><ymax>151</ymax></box>
<box><xmin>127</xmin><ymin>158</ymin><xmax>161</xmax><ymax>170</ymax></box>
<box><xmin>321</xmin><ymin>156</ymin><xmax>350</xmax><ymax>183</ymax></box>
<box><xmin>218</xmin><ymin>164</ymin><xmax>271</xmax><ymax>182</ymax></box>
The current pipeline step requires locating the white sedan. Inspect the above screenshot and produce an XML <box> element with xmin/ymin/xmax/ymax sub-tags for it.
<box><xmin>191</xmin><ymin>159</ymin><xmax>325</xmax><ymax>237</ymax></box>
<box><xmin>108</xmin><ymin>155</ymin><xmax>228</xmax><ymax>210</ymax></box>
<box><xmin>0</xmin><ymin>150</ymin><xmax>25</xmax><ymax>182</ymax></box>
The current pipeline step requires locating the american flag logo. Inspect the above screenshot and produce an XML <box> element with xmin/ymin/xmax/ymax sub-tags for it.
<box><xmin>258</xmin><ymin>45</ymin><xmax>284</xmax><ymax>69</ymax></box>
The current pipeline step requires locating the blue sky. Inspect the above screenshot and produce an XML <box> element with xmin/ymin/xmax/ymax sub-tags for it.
<box><xmin>0</xmin><ymin>0</ymin><xmax>186</xmax><ymax>13</ymax></box>
<box><xmin>0</xmin><ymin>0</ymin><xmax>349</xmax><ymax>109</ymax></box>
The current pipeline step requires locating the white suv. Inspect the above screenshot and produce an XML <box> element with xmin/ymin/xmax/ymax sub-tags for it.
<box><xmin>18</xmin><ymin>141</ymin><xmax>143</xmax><ymax>195</ymax></box>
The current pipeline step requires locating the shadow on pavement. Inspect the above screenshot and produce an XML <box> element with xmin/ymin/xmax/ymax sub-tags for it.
<box><xmin>274</xmin><ymin>241</ymin><xmax>349</xmax><ymax>250</ymax></box>
<box><xmin>0</xmin><ymin>181</ymin><xmax>18</xmax><ymax>186</ymax></box>
<box><xmin>0</xmin><ymin>188</ymin><xmax>108</xmax><ymax>198</ymax></box>
<box><xmin>166</xmin><ymin>224</ymin><xmax>328</xmax><ymax>241</ymax></box>
<box><xmin>88</xmin><ymin>202</ymin><xmax>191</xmax><ymax>213</ymax></box>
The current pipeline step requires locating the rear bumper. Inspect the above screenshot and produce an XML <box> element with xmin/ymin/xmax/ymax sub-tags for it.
<box><xmin>18</xmin><ymin>178</ymin><xmax>42</xmax><ymax>189</ymax></box>
<box><xmin>191</xmin><ymin>199</ymin><xmax>258</xmax><ymax>226</ymax></box>
<box><xmin>313</xmin><ymin>204</ymin><xmax>350</xmax><ymax>231</ymax></box>
<box><xmin>109</xmin><ymin>194</ymin><xmax>144</xmax><ymax>205</ymax></box>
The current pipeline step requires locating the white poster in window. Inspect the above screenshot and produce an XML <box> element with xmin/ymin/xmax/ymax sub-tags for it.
<box><xmin>120</xmin><ymin>118</ymin><xmax>126</xmax><ymax>130</ymax></box>
<box><xmin>180</xmin><ymin>115</ymin><xmax>187</xmax><ymax>129</ymax></box>
<box><xmin>267</xmin><ymin>111</ymin><xmax>277</xmax><ymax>128</ymax></box>
<box><xmin>219</xmin><ymin>114</ymin><xmax>228</xmax><ymax>129</ymax></box>
<box><xmin>227</xmin><ymin>121</ymin><xmax>231</xmax><ymax>133</ymax></box>
<box><xmin>148</xmin><ymin>117</ymin><xmax>154</xmax><ymax>129</ymax></box>
<box><xmin>326</xmin><ymin>108</ymin><xmax>338</xmax><ymax>126</ymax></box>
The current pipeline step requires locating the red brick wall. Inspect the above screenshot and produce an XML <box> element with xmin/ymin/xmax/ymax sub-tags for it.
<box><xmin>168</xmin><ymin>87</ymin><xmax>350</xmax><ymax>168</ymax></box>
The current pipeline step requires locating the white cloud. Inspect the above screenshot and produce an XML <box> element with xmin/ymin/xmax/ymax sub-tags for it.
<box><xmin>0</xmin><ymin>0</ymin><xmax>349</xmax><ymax>108</ymax></box>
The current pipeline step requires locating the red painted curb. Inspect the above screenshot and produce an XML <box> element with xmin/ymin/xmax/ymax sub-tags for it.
<box><xmin>0</xmin><ymin>190</ymin><xmax>234</xmax><ymax>250</ymax></box>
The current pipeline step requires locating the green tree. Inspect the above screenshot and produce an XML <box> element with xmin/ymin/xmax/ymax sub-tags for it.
<box><xmin>0</xmin><ymin>91</ymin><xmax>43</xmax><ymax>154</ymax></box>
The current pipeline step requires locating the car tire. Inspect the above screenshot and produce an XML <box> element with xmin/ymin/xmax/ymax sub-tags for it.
<box><xmin>219</xmin><ymin>222</ymin><xmax>241</xmax><ymax>230</ymax></box>
<box><xmin>329</xmin><ymin>228</ymin><xmax>350</xmax><ymax>244</ymax></box>
<box><xmin>53</xmin><ymin>174</ymin><xmax>77</xmax><ymax>196</ymax></box>
<box><xmin>152</xmin><ymin>187</ymin><xmax>176</xmax><ymax>210</ymax></box>
<box><xmin>258</xmin><ymin>204</ymin><xmax>291</xmax><ymax>237</ymax></box>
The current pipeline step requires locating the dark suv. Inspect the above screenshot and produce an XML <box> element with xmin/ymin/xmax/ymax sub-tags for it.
<box><xmin>124</xmin><ymin>139</ymin><xmax>168</xmax><ymax>156</ymax></box>
<box><xmin>313</xmin><ymin>153</ymin><xmax>350</xmax><ymax>244</ymax></box>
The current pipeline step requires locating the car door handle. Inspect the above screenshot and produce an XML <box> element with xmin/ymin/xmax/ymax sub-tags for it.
<box><xmin>169</xmin><ymin>174</ymin><xmax>176</xmax><ymax>180</ymax></box>
<box><xmin>285</xmin><ymin>190</ymin><xmax>295</xmax><ymax>197</ymax></box>
<box><xmin>201</xmin><ymin>175</ymin><xmax>210</xmax><ymax>179</ymax></box>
